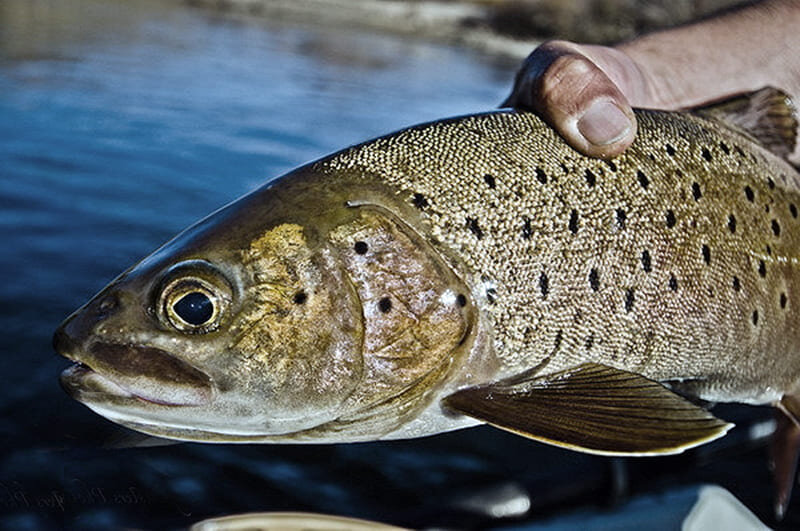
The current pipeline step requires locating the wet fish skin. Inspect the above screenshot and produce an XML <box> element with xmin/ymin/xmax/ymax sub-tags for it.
<box><xmin>319</xmin><ymin>105</ymin><xmax>800</xmax><ymax>404</ymax></box>
<box><xmin>54</xmin><ymin>99</ymin><xmax>800</xmax><ymax>450</ymax></box>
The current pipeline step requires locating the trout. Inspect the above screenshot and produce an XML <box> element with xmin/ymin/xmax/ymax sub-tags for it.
<box><xmin>54</xmin><ymin>88</ymin><xmax>800</xmax><ymax>513</ymax></box>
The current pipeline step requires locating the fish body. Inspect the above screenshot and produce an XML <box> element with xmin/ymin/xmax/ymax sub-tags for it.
<box><xmin>54</xmin><ymin>90</ymin><xmax>800</xmax><ymax>458</ymax></box>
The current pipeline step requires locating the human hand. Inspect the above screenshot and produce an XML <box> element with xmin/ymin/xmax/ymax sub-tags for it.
<box><xmin>502</xmin><ymin>40</ymin><xmax>656</xmax><ymax>159</ymax></box>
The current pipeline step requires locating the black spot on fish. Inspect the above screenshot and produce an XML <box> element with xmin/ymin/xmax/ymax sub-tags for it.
<box><xmin>521</xmin><ymin>217</ymin><xmax>532</xmax><ymax>240</ymax></box>
<box><xmin>589</xmin><ymin>268</ymin><xmax>600</xmax><ymax>291</ymax></box>
<box><xmin>733</xmin><ymin>276</ymin><xmax>741</xmax><ymax>291</ymax></box>
<box><xmin>637</xmin><ymin>170</ymin><xmax>649</xmax><ymax>190</ymax></box>
<box><xmin>768</xmin><ymin>178</ymin><xmax>775</xmax><ymax>190</ymax></box>
<box><xmin>758</xmin><ymin>260</ymin><xmax>767</xmax><ymax>278</ymax></box>
<box><xmin>536</xmin><ymin>168</ymin><xmax>547</xmax><ymax>184</ymax></box>
<box><xmin>791</xmin><ymin>203</ymin><xmax>798</xmax><ymax>218</ymax></box>
<box><xmin>585</xmin><ymin>169</ymin><xmax>596</xmax><ymax>187</ymax></box>
<box><xmin>624</xmin><ymin>288</ymin><xmax>635</xmax><ymax>312</ymax></box>
<box><xmin>765</xmin><ymin>204</ymin><xmax>771</xmax><ymax>214</ymax></box>
<box><xmin>781</xmin><ymin>293</ymin><xmax>788</xmax><ymax>309</ymax></box>
<box><xmin>669</xmin><ymin>275</ymin><xmax>678</xmax><ymax>292</ymax></box>
<box><xmin>702</xmin><ymin>147</ymin><xmax>712</xmax><ymax>161</ymax></box>
<box><xmin>483</xmin><ymin>174</ymin><xmax>496</xmax><ymax>189</ymax></box>
<box><xmin>560</xmin><ymin>163</ymin><xmax>569</xmax><ymax>174</ymax></box>
<box><xmin>735</xmin><ymin>146</ymin><xmax>746</xmax><ymax>158</ymax></box>
<box><xmin>665</xmin><ymin>210</ymin><xmax>676</xmax><ymax>228</ymax></box>
<box><xmin>585</xmin><ymin>334</ymin><xmax>594</xmax><ymax>350</ymax></box>
<box><xmin>720</xmin><ymin>141</ymin><xmax>730</xmax><ymax>155</ymax></box>
<box><xmin>728</xmin><ymin>214</ymin><xmax>737</xmax><ymax>233</ymax></box>
<box><xmin>641</xmin><ymin>250</ymin><xmax>652</xmax><ymax>272</ymax></box>
<box><xmin>354</xmin><ymin>241</ymin><xmax>368</xmax><ymax>254</ymax></box>
<box><xmin>568</xmin><ymin>209</ymin><xmax>579</xmax><ymax>234</ymax></box>
<box><xmin>666</xmin><ymin>144</ymin><xmax>676</xmax><ymax>156</ymax></box>
<box><xmin>554</xmin><ymin>330</ymin><xmax>563</xmax><ymax>351</ymax></box>
<box><xmin>744</xmin><ymin>186</ymin><xmax>755</xmax><ymax>202</ymax></box>
<box><xmin>539</xmin><ymin>272</ymin><xmax>549</xmax><ymax>298</ymax></box>
<box><xmin>457</xmin><ymin>294</ymin><xmax>467</xmax><ymax>307</ymax></box>
<box><xmin>378</xmin><ymin>297</ymin><xmax>392</xmax><ymax>313</ymax></box>
<box><xmin>692</xmin><ymin>182</ymin><xmax>702</xmax><ymax>201</ymax></box>
<box><xmin>412</xmin><ymin>193</ymin><xmax>429</xmax><ymax>209</ymax></box>
<box><xmin>766</xmin><ymin>245</ymin><xmax>772</xmax><ymax>255</ymax></box>
<box><xmin>752</xmin><ymin>310</ymin><xmax>759</xmax><ymax>326</ymax></box>
<box><xmin>466</xmin><ymin>217</ymin><xmax>483</xmax><ymax>239</ymax></box>
<box><xmin>702</xmin><ymin>244</ymin><xmax>711</xmax><ymax>265</ymax></box>
<box><xmin>604</xmin><ymin>160</ymin><xmax>617</xmax><ymax>172</ymax></box>
<box><xmin>615</xmin><ymin>208</ymin><xmax>627</xmax><ymax>230</ymax></box>
<box><xmin>772</xmin><ymin>219</ymin><xmax>781</xmax><ymax>237</ymax></box>
<box><xmin>293</xmin><ymin>291</ymin><xmax>307</xmax><ymax>304</ymax></box>
<box><xmin>486</xmin><ymin>287</ymin><xmax>497</xmax><ymax>304</ymax></box>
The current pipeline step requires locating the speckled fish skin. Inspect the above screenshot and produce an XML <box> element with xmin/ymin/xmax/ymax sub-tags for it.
<box><xmin>322</xmin><ymin>109</ymin><xmax>800</xmax><ymax>403</ymax></box>
<box><xmin>54</xmin><ymin>106</ymin><xmax>800</xmax><ymax>445</ymax></box>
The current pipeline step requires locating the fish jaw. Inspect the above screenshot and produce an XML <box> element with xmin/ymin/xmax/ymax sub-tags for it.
<box><xmin>57</xmin><ymin>340</ymin><xmax>214</xmax><ymax>408</ymax></box>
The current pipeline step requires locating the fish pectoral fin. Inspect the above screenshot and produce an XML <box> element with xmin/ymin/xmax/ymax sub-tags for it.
<box><xmin>693</xmin><ymin>87</ymin><xmax>797</xmax><ymax>158</ymax></box>
<box><xmin>441</xmin><ymin>362</ymin><xmax>733</xmax><ymax>456</ymax></box>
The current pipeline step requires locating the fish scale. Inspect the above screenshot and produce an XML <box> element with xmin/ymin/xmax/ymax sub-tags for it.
<box><xmin>319</xmin><ymin>109</ymin><xmax>800</xmax><ymax>403</ymax></box>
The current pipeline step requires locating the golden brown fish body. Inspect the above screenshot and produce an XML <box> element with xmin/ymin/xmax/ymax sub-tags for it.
<box><xmin>319</xmin><ymin>108</ymin><xmax>800</xmax><ymax>405</ymax></box>
<box><xmin>54</xmin><ymin>96</ymin><xmax>800</xmax><ymax>458</ymax></box>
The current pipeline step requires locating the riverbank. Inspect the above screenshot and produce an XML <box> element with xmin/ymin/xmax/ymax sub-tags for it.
<box><xmin>184</xmin><ymin>0</ymin><xmax>747</xmax><ymax>58</ymax></box>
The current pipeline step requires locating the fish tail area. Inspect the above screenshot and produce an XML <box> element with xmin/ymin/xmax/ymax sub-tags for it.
<box><xmin>771</xmin><ymin>395</ymin><xmax>800</xmax><ymax>519</ymax></box>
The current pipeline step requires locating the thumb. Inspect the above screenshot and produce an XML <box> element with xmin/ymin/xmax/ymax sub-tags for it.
<box><xmin>503</xmin><ymin>41</ymin><xmax>638</xmax><ymax>159</ymax></box>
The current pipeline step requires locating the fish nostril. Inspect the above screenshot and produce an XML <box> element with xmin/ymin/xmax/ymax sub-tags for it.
<box><xmin>95</xmin><ymin>293</ymin><xmax>120</xmax><ymax>319</ymax></box>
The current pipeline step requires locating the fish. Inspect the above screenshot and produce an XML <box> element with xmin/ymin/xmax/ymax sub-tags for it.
<box><xmin>54</xmin><ymin>87</ymin><xmax>800</xmax><ymax>514</ymax></box>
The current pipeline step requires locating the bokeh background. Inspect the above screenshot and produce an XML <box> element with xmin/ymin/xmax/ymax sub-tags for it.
<box><xmin>1</xmin><ymin>0</ymin><xmax>792</xmax><ymax>529</ymax></box>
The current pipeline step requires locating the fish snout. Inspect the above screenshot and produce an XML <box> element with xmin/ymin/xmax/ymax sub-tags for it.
<box><xmin>55</xmin><ymin>287</ymin><xmax>214</xmax><ymax>406</ymax></box>
<box><xmin>52</xmin><ymin>324</ymin><xmax>77</xmax><ymax>359</ymax></box>
<box><xmin>53</xmin><ymin>291</ymin><xmax>121</xmax><ymax>360</ymax></box>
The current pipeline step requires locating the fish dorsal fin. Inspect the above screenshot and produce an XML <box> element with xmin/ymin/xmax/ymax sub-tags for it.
<box><xmin>694</xmin><ymin>87</ymin><xmax>797</xmax><ymax>158</ymax></box>
<box><xmin>442</xmin><ymin>362</ymin><xmax>732</xmax><ymax>456</ymax></box>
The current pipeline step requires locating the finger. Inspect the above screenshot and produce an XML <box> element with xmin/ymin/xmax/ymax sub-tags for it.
<box><xmin>503</xmin><ymin>41</ymin><xmax>637</xmax><ymax>159</ymax></box>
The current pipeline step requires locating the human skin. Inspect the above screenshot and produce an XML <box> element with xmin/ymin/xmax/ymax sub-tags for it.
<box><xmin>502</xmin><ymin>0</ymin><xmax>800</xmax><ymax>161</ymax></box>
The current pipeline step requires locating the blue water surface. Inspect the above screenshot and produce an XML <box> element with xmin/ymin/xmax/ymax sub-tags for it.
<box><xmin>0</xmin><ymin>1</ymin><xmax>790</xmax><ymax>530</ymax></box>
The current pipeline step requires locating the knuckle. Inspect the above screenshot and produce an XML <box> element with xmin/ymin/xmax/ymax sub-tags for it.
<box><xmin>538</xmin><ymin>54</ymin><xmax>598</xmax><ymax>111</ymax></box>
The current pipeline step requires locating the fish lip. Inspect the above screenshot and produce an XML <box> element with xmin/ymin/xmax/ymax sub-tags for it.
<box><xmin>57</xmin><ymin>341</ymin><xmax>214</xmax><ymax>407</ymax></box>
<box><xmin>60</xmin><ymin>361</ymin><xmax>134</xmax><ymax>401</ymax></box>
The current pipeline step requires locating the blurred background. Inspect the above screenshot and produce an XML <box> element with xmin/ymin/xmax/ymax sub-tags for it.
<box><xmin>1</xmin><ymin>0</ymin><xmax>791</xmax><ymax>529</ymax></box>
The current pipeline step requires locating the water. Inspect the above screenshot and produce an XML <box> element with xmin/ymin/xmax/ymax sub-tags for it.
<box><xmin>0</xmin><ymin>1</ymin><xmax>793</xmax><ymax>529</ymax></box>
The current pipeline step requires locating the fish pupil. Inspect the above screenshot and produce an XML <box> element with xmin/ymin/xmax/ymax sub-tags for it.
<box><xmin>174</xmin><ymin>291</ymin><xmax>213</xmax><ymax>326</ymax></box>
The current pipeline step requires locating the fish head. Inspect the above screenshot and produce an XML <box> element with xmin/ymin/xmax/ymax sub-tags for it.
<box><xmin>54</xmin><ymin>170</ymin><xmax>477</xmax><ymax>442</ymax></box>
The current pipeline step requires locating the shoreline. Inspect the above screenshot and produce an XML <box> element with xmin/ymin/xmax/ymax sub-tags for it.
<box><xmin>183</xmin><ymin>0</ymin><xmax>748</xmax><ymax>59</ymax></box>
<box><xmin>183</xmin><ymin>0</ymin><xmax>541</xmax><ymax>58</ymax></box>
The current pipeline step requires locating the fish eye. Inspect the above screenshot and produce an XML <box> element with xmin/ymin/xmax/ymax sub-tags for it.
<box><xmin>162</xmin><ymin>279</ymin><xmax>222</xmax><ymax>333</ymax></box>
<box><xmin>154</xmin><ymin>260</ymin><xmax>233</xmax><ymax>334</ymax></box>
<box><xmin>173</xmin><ymin>291</ymin><xmax>214</xmax><ymax>326</ymax></box>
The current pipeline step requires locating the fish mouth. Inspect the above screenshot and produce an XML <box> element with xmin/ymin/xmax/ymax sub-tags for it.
<box><xmin>60</xmin><ymin>362</ymin><xmax>136</xmax><ymax>400</ymax></box>
<box><xmin>57</xmin><ymin>337</ymin><xmax>214</xmax><ymax>407</ymax></box>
